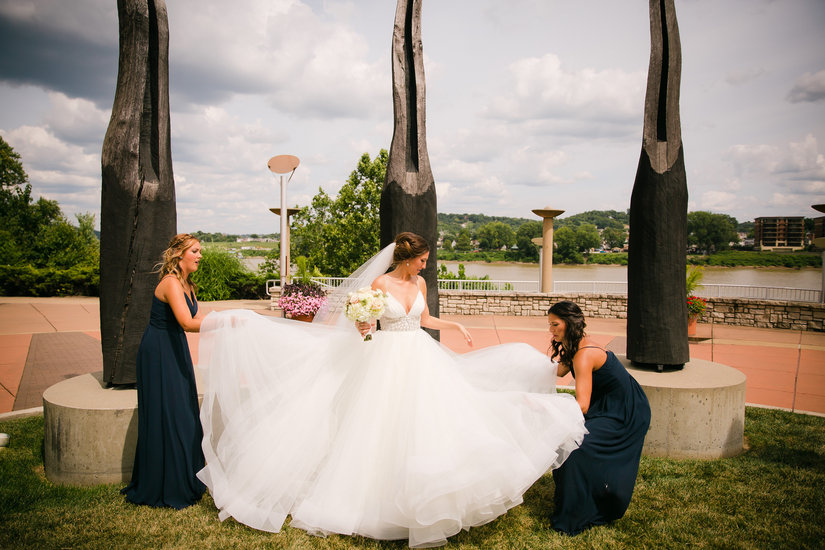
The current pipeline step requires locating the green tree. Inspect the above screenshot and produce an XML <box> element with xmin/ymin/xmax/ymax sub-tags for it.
<box><xmin>34</xmin><ymin>215</ymin><xmax>99</xmax><ymax>269</ymax></box>
<box><xmin>256</xmin><ymin>243</ymin><xmax>281</xmax><ymax>277</ymax></box>
<box><xmin>553</xmin><ymin>223</ymin><xmax>602</xmax><ymax>263</ymax></box>
<box><xmin>290</xmin><ymin>150</ymin><xmax>386</xmax><ymax>276</ymax></box>
<box><xmin>1</xmin><ymin>135</ymin><xmax>28</xmax><ymax>188</ymax></box>
<box><xmin>576</xmin><ymin>223</ymin><xmax>602</xmax><ymax>253</ymax></box>
<box><xmin>0</xmin><ymin>136</ymin><xmax>98</xmax><ymax>269</ymax></box>
<box><xmin>290</xmin><ymin>189</ymin><xmax>332</xmax><ymax>268</ymax></box>
<box><xmin>601</xmin><ymin>226</ymin><xmax>627</xmax><ymax>250</ymax></box>
<box><xmin>440</xmin><ymin>234</ymin><xmax>454</xmax><ymax>252</ymax></box>
<box><xmin>688</xmin><ymin>211</ymin><xmax>739</xmax><ymax>253</ymax></box>
<box><xmin>476</xmin><ymin>221</ymin><xmax>515</xmax><ymax>251</ymax></box>
<box><xmin>455</xmin><ymin>228</ymin><xmax>473</xmax><ymax>252</ymax></box>
<box><xmin>553</xmin><ymin>226</ymin><xmax>582</xmax><ymax>263</ymax></box>
<box><xmin>515</xmin><ymin>221</ymin><xmax>542</xmax><ymax>261</ymax></box>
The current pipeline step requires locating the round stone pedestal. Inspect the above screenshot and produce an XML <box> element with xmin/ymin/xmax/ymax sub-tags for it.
<box><xmin>43</xmin><ymin>371</ymin><xmax>139</xmax><ymax>485</ymax></box>
<box><xmin>620</xmin><ymin>355</ymin><xmax>746</xmax><ymax>459</ymax></box>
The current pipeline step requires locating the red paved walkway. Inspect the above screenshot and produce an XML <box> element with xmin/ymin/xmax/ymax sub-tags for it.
<box><xmin>1</xmin><ymin>297</ymin><xmax>823</xmax><ymax>416</ymax></box>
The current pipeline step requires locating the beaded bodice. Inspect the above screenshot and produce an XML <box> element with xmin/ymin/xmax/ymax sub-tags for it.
<box><xmin>381</xmin><ymin>291</ymin><xmax>424</xmax><ymax>332</ymax></box>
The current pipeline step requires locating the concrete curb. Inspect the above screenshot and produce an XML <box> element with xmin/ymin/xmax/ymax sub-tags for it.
<box><xmin>0</xmin><ymin>407</ymin><xmax>44</xmax><ymax>421</ymax></box>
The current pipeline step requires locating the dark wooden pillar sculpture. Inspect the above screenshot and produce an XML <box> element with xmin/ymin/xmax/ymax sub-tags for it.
<box><xmin>627</xmin><ymin>0</ymin><xmax>689</xmax><ymax>369</ymax></box>
<box><xmin>100</xmin><ymin>0</ymin><xmax>176</xmax><ymax>386</ymax></box>
<box><xmin>381</xmin><ymin>0</ymin><xmax>439</xmax><ymax>338</ymax></box>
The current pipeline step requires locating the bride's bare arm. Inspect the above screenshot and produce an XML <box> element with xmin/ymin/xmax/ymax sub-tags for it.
<box><xmin>418</xmin><ymin>279</ymin><xmax>473</xmax><ymax>346</ymax></box>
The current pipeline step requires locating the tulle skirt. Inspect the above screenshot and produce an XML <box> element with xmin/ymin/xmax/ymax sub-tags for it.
<box><xmin>197</xmin><ymin>310</ymin><xmax>586</xmax><ymax>548</ymax></box>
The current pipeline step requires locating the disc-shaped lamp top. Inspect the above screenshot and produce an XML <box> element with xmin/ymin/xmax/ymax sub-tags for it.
<box><xmin>813</xmin><ymin>204</ymin><xmax>825</xmax><ymax>214</ymax></box>
<box><xmin>532</xmin><ymin>208</ymin><xmax>565</xmax><ymax>219</ymax></box>
<box><xmin>269</xmin><ymin>207</ymin><xmax>300</xmax><ymax>217</ymax></box>
<box><xmin>267</xmin><ymin>155</ymin><xmax>300</xmax><ymax>174</ymax></box>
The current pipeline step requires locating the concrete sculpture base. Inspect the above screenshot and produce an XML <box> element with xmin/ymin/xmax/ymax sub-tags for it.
<box><xmin>42</xmin><ymin>370</ymin><xmax>202</xmax><ymax>485</ymax></box>
<box><xmin>621</xmin><ymin>355</ymin><xmax>746</xmax><ymax>459</ymax></box>
<box><xmin>43</xmin><ymin>371</ymin><xmax>138</xmax><ymax>485</ymax></box>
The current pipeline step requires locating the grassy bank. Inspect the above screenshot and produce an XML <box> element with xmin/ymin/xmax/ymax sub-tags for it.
<box><xmin>1</xmin><ymin>408</ymin><xmax>823</xmax><ymax>549</ymax></box>
<box><xmin>688</xmin><ymin>250</ymin><xmax>822</xmax><ymax>268</ymax></box>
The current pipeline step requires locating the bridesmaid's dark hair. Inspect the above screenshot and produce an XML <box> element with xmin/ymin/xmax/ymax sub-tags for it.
<box><xmin>547</xmin><ymin>301</ymin><xmax>587</xmax><ymax>369</ymax></box>
<box><xmin>392</xmin><ymin>232</ymin><xmax>430</xmax><ymax>266</ymax></box>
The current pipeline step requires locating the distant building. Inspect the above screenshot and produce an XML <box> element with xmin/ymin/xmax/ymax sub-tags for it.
<box><xmin>753</xmin><ymin>217</ymin><xmax>805</xmax><ymax>251</ymax></box>
<box><xmin>814</xmin><ymin>217</ymin><xmax>825</xmax><ymax>239</ymax></box>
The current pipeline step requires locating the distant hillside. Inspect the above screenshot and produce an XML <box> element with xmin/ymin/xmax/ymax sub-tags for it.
<box><xmin>554</xmin><ymin>210</ymin><xmax>629</xmax><ymax>230</ymax></box>
<box><xmin>437</xmin><ymin>213</ymin><xmax>533</xmax><ymax>236</ymax></box>
<box><xmin>437</xmin><ymin>210</ymin><xmax>629</xmax><ymax>235</ymax></box>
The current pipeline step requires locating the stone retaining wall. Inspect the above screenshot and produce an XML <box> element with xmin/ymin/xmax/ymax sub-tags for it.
<box><xmin>271</xmin><ymin>291</ymin><xmax>825</xmax><ymax>331</ymax></box>
<box><xmin>438</xmin><ymin>290</ymin><xmax>825</xmax><ymax>332</ymax></box>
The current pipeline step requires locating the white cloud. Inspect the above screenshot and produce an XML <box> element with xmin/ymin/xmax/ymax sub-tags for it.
<box><xmin>786</xmin><ymin>69</ymin><xmax>825</xmax><ymax>103</ymax></box>
<box><xmin>724</xmin><ymin>143</ymin><xmax>781</xmax><ymax>177</ymax></box>
<box><xmin>167</xmin><ymin>0</ymin><xmax>388</xmax><ymax>118</ymax></box>
<box><xmin>700</xmin><ymin>190</ymin><xmax>744</xmax><ymax>213</ymax></box>
<box><xmin>725</xmin><ymin>68</ymin><xmax>765</xmax><ymax>86</ymax></box>
<box><xmin>5</xmin><ymin>124</ymin><xmax>97</xmax><ymax>176</ymax></box>
<box><xmin>776</xmin><ymin>134</ymin><xmax>825</xmax><ymax>181</ymax></box>
<box><xmin>44</xmin><ymin>92</ymin><xmax>109</xmax><ymax>145</ymax></box>
<box><xmin>483</xmin><ymin>53</ymin><xmax>646</xmax><ymax>126</ymax></box>
<box><xmin>2</xmin><ymin>0</ymin><xmax>824</xmax><ymax>232</ymax></box>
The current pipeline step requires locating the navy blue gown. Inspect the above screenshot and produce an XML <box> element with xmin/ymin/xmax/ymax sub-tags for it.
<box><xmin>551</xmin><ymin>349</ymin><xmax>650</xmax><ymax>534</ymax></box>
<box><xmin>121</xmin><ymin>292</ymin><xmax>206</xmax><ymax>509</ymax></box>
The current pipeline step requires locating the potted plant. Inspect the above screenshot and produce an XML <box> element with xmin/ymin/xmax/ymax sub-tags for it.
<box><xmin>277</xmin><ymin>256</ymin><xmax>326</xmax><ymax>322</ymax></box>
<box><xmin>686</xmin><ymin>266</ymin><xmax>706</xmax><ymax>336</ymax></box>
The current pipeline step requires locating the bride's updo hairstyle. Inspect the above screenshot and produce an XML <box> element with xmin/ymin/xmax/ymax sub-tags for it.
<box><xmin>157</xmin><ymin>233</ymin><xmax>199</xmax><ymax>292</ymax></box>
<box><xmin>548</xmin><ymin>300</ymin><xmax>587</xmax><ymax>370</ymax></box>
<box><xmin>392</xmin><ymin>232</ymin><xmax>430</xmax><ymax>266</ymax></box>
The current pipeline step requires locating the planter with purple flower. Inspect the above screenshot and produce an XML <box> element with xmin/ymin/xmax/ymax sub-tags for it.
<box><xmin>278</xmin><ymin>281</ymin><xmax>327</xmax><ymax>322</ymax></box>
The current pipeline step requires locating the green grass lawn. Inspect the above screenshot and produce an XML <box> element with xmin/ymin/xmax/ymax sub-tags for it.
<box><xmin>1</xmin><ymin>408</ymin><xmax>823</xmax><ymax>549</ymax></box>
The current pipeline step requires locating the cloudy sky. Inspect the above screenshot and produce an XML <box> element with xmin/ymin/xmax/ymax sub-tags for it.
<box><xmin>1</xmin><ymin>0</ymin><xmax>823</xmax><ymax>234</ymax></box>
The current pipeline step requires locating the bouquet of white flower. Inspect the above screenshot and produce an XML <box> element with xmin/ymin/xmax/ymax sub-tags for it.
<box><xmin>345</xmin><ymin>287</ymin><xmax>389</xmax><ymax>340</ymax></box>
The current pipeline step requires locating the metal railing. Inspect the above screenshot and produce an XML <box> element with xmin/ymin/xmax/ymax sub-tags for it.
<box><xmin>695</xmin><ymin>284</ymin><xmax>822</xmax><ymax>303</ymax></box>
<box><xmin>552</xmin><ymin>281</ymin><xmax>626</xmax><ymax>295</ymax></box>
<box><xmin>438</xmin><ymin>279</ymin><xmax>538</xmax><ymax>292</ymax></box>
<box><xmin>266</xmin><ymin>278</ymin><xmax>822</xmax><ymax>303</ymax></box>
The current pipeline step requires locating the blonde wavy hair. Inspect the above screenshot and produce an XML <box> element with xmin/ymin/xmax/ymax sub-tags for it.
<box><xmin>156</xmin><ymin>233</ymin><xmax>199</xmax><ymax>293</ymax></box>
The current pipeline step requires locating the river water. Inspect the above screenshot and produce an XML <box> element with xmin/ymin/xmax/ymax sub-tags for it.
<box><xmin>247</xmin><ymin>257</ymin><xmax>821</xmax><ymax>289</ymax></box>
<box><xmin>440</xmin><ymin>262</ymin><xmax>822</xmax><ymax>289</ymax></box>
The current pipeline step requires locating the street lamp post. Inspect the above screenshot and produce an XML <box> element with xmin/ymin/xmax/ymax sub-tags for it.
<box><xmin>269</xmin><ymin>207</ymin><xmax>299</xmax><ymax>281</ymax></box>
<box><xmin>267</xmin><ymin>155</ymin><xmax>300</xmax><ymax>287</ymax></box>
<box><xmin>532</xmin><ymin>207</ymin><xmax>565</xmax><ymax>293</ymax></box>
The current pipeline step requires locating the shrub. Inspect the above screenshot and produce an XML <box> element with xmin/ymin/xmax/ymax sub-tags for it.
<box><xmin>586</xmin><ymin>253</ymin><xmax>628</xmax><ymax>265</ymax></box>
<box><xmin>689</xmin><ymin>251</ymin><xmax>821</xmax><ymax>268</ymax></box>
<box><xmin>0</xmin><ymin>264</ymin><xmax>99</xmax><ymax>296</ymax></box>
<box><xmin>192</xmin><ymin>248</ymin><xmax>268</xmax><ymax>301</ymax></box>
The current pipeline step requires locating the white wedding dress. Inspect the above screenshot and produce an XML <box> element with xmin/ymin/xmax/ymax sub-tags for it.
<box><xmin>197</xmin><ymin>289</ymin><xmax>586</xmax><ymax>548</ymax></box>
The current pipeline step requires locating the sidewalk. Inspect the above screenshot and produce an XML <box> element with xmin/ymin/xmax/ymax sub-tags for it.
<box><xmin>1</xmin><ymin>297</ymin><xmax>823</xmax><ymax>417</ymax></box>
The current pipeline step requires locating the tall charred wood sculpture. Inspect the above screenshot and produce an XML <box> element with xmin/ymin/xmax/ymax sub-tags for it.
<box><xmin>100</xmin><ymin>0</ymin><xmax>176</xmax><ymax>386</ymax></box>
<box><xmin>381</xmin><ymin>0</ymin><xmax>439</xmax><ymax>338</ymax></box>
<box><xmin>627</xmin><ymin>0</ymin><xmax>689</xmax><ymax>370</ymax></box>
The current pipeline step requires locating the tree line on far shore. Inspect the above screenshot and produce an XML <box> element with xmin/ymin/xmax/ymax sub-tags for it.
<box><xmin>0</xmin><ymin>138</ymin><xmax>820</xmax><ymax>298</ymax></box>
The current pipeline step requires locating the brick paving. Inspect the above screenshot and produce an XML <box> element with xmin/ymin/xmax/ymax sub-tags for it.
<box><xmin>14</xmin><ymin>332</ymin><xmax>103</xmax><ymax>410</ymax></box>
<box><xmin>1</xmin><ymin>297</ymin><xmax>823</xmax><ymax>416</ymax></box>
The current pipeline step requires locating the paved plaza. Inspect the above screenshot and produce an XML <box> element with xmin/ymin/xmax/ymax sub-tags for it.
<box><xmin>1</xmin><ymin>296</ymin><xmax>823</xmax><ymax>417</ymax></box>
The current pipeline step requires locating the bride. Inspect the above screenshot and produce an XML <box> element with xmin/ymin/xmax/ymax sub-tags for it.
<box><xmin>196</xmin><ymin>232</ymin><xmax>587</xmax><ymax>548</ymax></box>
